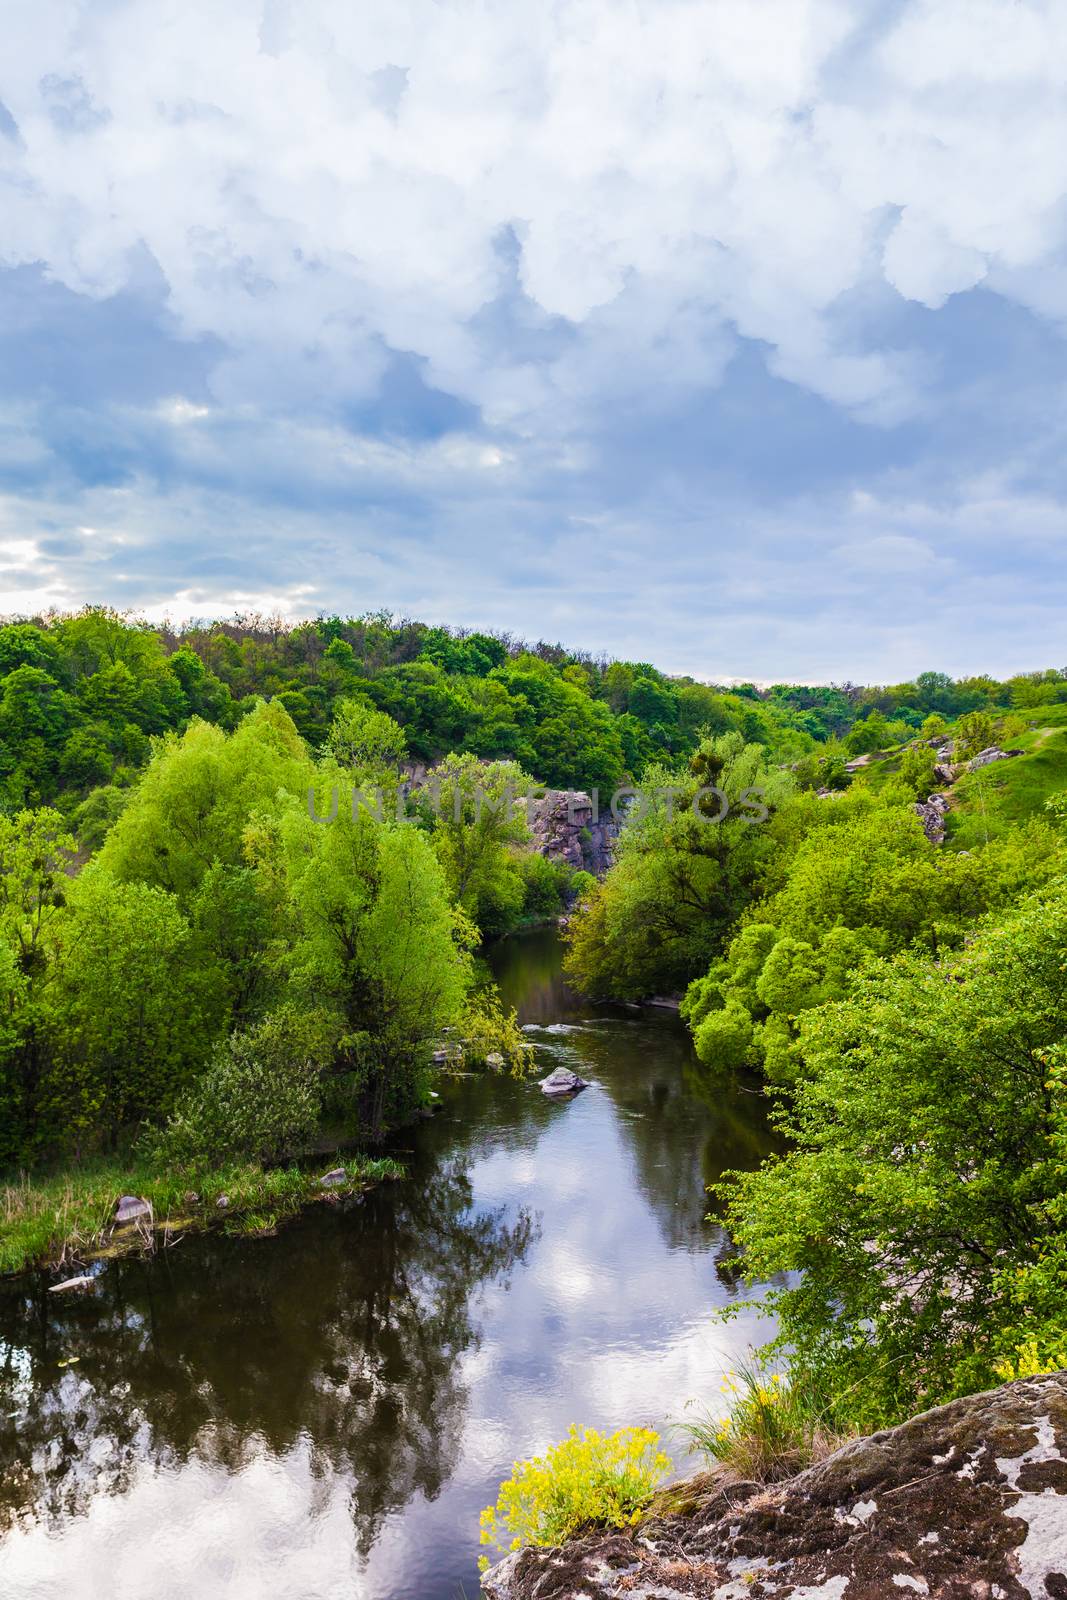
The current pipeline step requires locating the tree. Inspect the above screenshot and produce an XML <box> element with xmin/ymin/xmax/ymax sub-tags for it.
<box><xmin>956</xmin><ymin>709</ymin><xmax>996</xmax><ymax>760</ymax></box>
<box><xmin>564</xmin><ymin>735</ymin><xmax>791</xmax><ymax>999</ymax></box>
<box><xmin>325</xmin><ymin>698</ymin><xmax>408</xmax><ymax>774</ymax></box>
<box><xmin>47</xmin><ymin>867</ymin><xmax>223</xmax><ymax>1148</ymax></box>
<box><xmin>98</xmin><ymin>700</ymin><xmax>310</xmax><ymax>899</ymax></box>
<box><xmin>0</xmin><ymin>809</ymin><xmax>75</xmax><ymax>1163</ymax></box>
<box><xmin>151</xmin><ymin>1006</ymin><xmax>336</xmax><ymax>1167</ymax></box>
<box><xmin>259</xmin><ymin>795</ymin><xmax>474</xmax><ymax>1134</ymax></box>
<box><xmin>724</xmin><ymin>880</ymin><xmax>1067</xmax><ymax>1427</ymax></box>
<box><xmin>422</xmin><ymin>754</ymin><xmax>531</xmax><ymax>935</ymax></box>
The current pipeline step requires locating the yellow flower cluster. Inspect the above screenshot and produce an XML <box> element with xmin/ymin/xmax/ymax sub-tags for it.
<box><xmin>478</xmin><ymin>1424</ymin><xmax>672</xmax><ymax>1569</ymax></box>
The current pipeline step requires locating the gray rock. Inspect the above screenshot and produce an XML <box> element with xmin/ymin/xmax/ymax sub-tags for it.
<box><xmin>914</xmin><ymin>792</ymin><xmax>950</xmax><ymax>845</ymax></box>
<box><xmin>527</xmin><ymin>790</ymin><xmax>620</xmax><ymax>876</ymax></box>
<box><xmin>968</xmin><ymin>746</ymin><xmax>1022</xmax><ymax>771</ymax></box>
<box><xmin>539</xmin><ymin>1066</ymin><xmax>589</xmax><ymax>1098</ymax></box>
<box><xmin>215</xmin><ymin>1194</ymin><xmax>230</xmax><ymax>1210</ymax></box>
<box><xmin>48</xmin><ymin>1275</ymin><xmax>94</xmax><ymax>1293</ymax></box>
<box><xmin>482</xmin><ymin>1372</ymin><xmax>1067</xmax><ymax>1600</ymax></box>
<box><xmin>485</xmin><ymin>1051</ymin><xmax>505</xmax><ymax>1069</ymax></box>
<box><xmin>318</xmin><ymin>1168</ymin><xmax>346</xmax><ymax>1187</ymax></box>
<box><xmin>114</xmin><ymin>1195</ymin><xmax>152</xmax><ymax>1226</ymax></box>
<box><xmin>933</xmin><ymin>760</ymin><xmax>961</xmax><ymax>785</ymax></box>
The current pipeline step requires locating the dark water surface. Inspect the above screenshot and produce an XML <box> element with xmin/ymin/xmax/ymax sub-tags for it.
<box><xmin>0</xmin><ymin>929</ymin><xmax>779</xmax><ymax>1600</ymax></box>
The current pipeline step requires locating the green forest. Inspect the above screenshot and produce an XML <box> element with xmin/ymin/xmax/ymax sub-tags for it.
<box><xmin>4</xmin><ymin>605</ymin><xmax>1067</xmax><ymax>1438</ymax></box>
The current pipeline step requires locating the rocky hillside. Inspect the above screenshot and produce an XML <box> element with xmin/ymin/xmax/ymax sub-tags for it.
<box><xmin>482</xmin><ymin>1373</ymin><xmax>1067</xmax><ymax>1599</ymax></box>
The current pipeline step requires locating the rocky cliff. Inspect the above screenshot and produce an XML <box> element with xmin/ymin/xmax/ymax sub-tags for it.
<box><xmin>482</xmin><ymin>1373</ymin><xmax>1067</xmax><ymax>1599</ymax></box>
<box><xmin>528</xmin><ymin>790</ymin><xmax>620</xmax><ymax>876</ymax></box>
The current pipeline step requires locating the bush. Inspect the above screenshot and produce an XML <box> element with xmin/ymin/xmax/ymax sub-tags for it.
<box><xmin>149</xmin><ymin>1007</ymin><xmax>337</xmax><ymax>1168</ymax></box>
<box><xmin>519</xmin><ymin>851</ymin><xmax>571</xmax><ymax>919</ymax></box>
<box><xmin>677</xmin><ymin>1358</ymin><xmax>837</xmax><ymax>1483</ymax></box>
<box><xmin>479</xmin><ymin>1425</ymin><xmax>671</xmax><ymax>1565</ymax></box>
<box><xmin>460</xmin><ymin>988</ymin><xmax>535</xmax><ymax>1075</ymax></box>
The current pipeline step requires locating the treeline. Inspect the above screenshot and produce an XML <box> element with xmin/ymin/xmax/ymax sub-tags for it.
<box><xmin>4</xmin><ymin>607</ymin><xmax>1066</xmax><ymax>820</ymax></box>
<box><xmin>563</xmin><ymin>711</ymin><xmax>1067</xmax><ymax>1426</ymax></box>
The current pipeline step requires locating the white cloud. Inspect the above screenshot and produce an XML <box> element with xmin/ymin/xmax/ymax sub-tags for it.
<box><xmin>1</xmin><ymin>0</ymin><xmax>1066</xmax><ymax>432</ymax></box>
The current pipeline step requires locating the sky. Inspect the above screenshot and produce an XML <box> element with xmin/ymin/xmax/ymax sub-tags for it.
<box><xmin>1</xmin><ymin>0</ymin><xmax>1066</xmax><ymax>683</ymax></box>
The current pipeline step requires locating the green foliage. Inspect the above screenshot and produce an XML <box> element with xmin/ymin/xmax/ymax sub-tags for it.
<box><xmin>722</xmin><ymin>879</ymin><xmax>1067</xmax><ymax>1427</ymax></box>
<box><xmin>897</xmin><ymin>743</ymin><xmax>938</xmax><ymax>797</ymax></box>
<box><xmin>682</xmin><ymin>790</ymin><xmax>1065</xmax><ymax>1085</ymax></box>
<box><xmin>97</xmin><ymin>700</ymin><xmax>309</xmax><ymax>898</ymax></box>
<box><xmin>150</xmin><ymin>1007</ymin><xmax>337</xmax><ymax>1167</ymax></box>
<box><xmin>325</xmin><ymin>698</ymin><xmax>407</xmax><ymax>773</ymax></box>
<box><xmin>955</xmin><ymin>709</ymin><xmax>996</xmax><ymax>760</ymax></box>
<box><xmin>564</xmin><ymin>734</ymin><xmax>792</xmax><ymax>1000</ymax></box>
<box><xmin>422</xmin><ymin>753</ymin><xmax>531</xmax><ymax>936</ymax></box>
<box><xmin>258</xmin><ymin>788</ymin><xmax>475</xmax><ymax>1134</ymax></box>
<box><xmin>478</xmin><ymin>1425</ymin><xmax>671</xmax><ymax>1564</ymax></box>
<box><xmin>459</xmin><ymin>987</ymin><xmax>534</xmax><ymax>1074</ymax></box>
<box><xmin>47</xmin><ymin>866</ymin><xmax>221</xmax><ymax>1148</ymax></box>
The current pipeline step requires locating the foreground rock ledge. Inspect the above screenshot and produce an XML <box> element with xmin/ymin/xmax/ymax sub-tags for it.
<box><xmin>482</xmin><ymin>1373</ymin><xmax>1067</xmax><ymax>1599</ymax></box>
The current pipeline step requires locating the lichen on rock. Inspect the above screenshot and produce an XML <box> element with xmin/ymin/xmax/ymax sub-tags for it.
<box><xmin>481</xmin><ymin>1373</ymin><xmax>1067</xmax><ymax>1599</ymax></box>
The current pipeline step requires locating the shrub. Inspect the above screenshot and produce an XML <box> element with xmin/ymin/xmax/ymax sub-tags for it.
<box><xmin>460</xmin><ymin>989</ymin><xmax>534</xmax><ymax>1075</ymax></box>
<box><xmin>678</xmin><ymin>1358</ymin><xmax>837</xmax><ymax>1483</ymax></box>
<box><xmin>148</xmin><ymin>1007</ymin><xmax>337</xmax><ymax>1168</ymax></box>
<box><xmin>478</xmin><ymin>1425</ymin><xmax>671</xmax><ymax>1566</ymax></box>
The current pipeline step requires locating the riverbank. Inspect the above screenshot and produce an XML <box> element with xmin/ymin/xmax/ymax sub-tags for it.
<box><xmin>481</xmin><ymin>1373</ymin><xmax>1067</xmax><ymax>1598</ymax></box>
<box><xmin>0</xmin><ymin>1153</ymin><xmax>403</xmax><ymax>1276</ymax></box>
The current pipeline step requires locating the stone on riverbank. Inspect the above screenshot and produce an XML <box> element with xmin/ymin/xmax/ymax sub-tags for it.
<box><xmin>113</xmin><ymin>1195</ymin><xmax>152</xmax><ymax>1226</ymax></box>
<box><xmin>482</xmin><ymin>1372</ymin><xmax>1067</xmax><ymax>1600</ymax></box>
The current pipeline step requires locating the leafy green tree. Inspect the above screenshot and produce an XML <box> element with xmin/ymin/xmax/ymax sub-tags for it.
<box><xmin>564</xmin><ymin>735</ymin><xmax>791</xmax><ymax>999</ymax></box>
<box><xmin>150</xmin><ymin>1006</ymin><xmax>337</xmax><ymax>1167</ymax></box>
<box><xmin>844</xmin><ymin>709</ymin><xmax>889</xmax><ymax>755</ymax></box>
<box><xmin>897</xmin><ymin>744</ymin><xmax>938</xmax><ymax>798</ymax></box>
<box><xmin>0</xmin><ymin>809</ymin><xmax>74</xmax><ymax>1162</ymax></box>
<box><xmin>46</xmin><ymin>866</ymin><xmax>222</xmax><ymax>1148</ymax></box>
<box><xmin>422</xmin><ymin>754</ymin><xmax>531</xmax><ymax>936</ymax></box>
<box><xmin>325</xmin><ymin>698</ymin><xmax>408</xmax><ymax>773</ymax></box>
<box><xmin>98</xmin><ymin>701</ymin><xmax>310</xmax><ymax>899</ymax></box>
<box><xmin>956</xmin><ymin>709</ymin><xmax>996</xmax><ymax>760</ymax></box>
<box><xmin>258</xmin><ymin>794</ymin><xmax>474</xmax><ymax>1133</ymax></box>
<box><xmin>725</xmin><ymin>881</ymin><xmax>1067</xmax><ymax>1426</ymax></box>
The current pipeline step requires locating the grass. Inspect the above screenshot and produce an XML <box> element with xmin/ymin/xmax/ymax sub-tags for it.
<box><xmin>946</xmin><ymin>724</ymin><xmax>1067</xmax><ymax>848</ymax></box>
<box><xmin>0</xmin><ymin>1152</ymin><xmax>404</xmax><ymax>1277</ymax></box>
<box><xmin>676</xmin><ymin>1358</ymin><xmax>843</xmax><ymax>1484</ymax></box>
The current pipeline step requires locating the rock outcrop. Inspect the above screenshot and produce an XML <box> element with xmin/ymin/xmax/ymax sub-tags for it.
<box><xmin>528</xmin><ymin>791</ymin><xmax>620</xmax><ymax>876</ymax></box>
<box><xmin>914</xmin><ymin>792</ymin><xmax>950</xmax><ymax>844</ymax></box>
<box><xmin>968</xmin><ymin>746</ymin><xmax>1024</xmax><ymax>771</ymax></box>
<box><xmin>482</xmin><ymin>1372</ymin><xmax>1067</xmax><ymax>1600</ymax></box>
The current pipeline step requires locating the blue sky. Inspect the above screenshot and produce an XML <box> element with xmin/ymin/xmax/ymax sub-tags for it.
<box><xmin>1</xmin><ymin>0</ymin><xmax>1066</xmax><ymax>681</ymax></box>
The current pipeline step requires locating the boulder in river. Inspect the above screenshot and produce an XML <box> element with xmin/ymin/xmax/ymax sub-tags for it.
<box><xmin>114</xmin><ymin>1195</ymin><xmax>152</xmax><ymax>1226</ymax></box>
<box><xmin>481</xmin><ymin>1371</ymin><xmax>1067</xmax><ymax>1600</ymax></box>
<box><xmin>539</xmin><ymin>1066</ymin><xmax>589</xmax><ymax>1098</ymax></box>
<box><xmin>48</xmin><ymin>1275</ymin><xmax>94</xmax><ymax>1293</ymax></box>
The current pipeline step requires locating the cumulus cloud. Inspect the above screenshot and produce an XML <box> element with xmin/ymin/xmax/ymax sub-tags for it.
<box><xmin>1</xmin><ymin>0</ymin><xmax>1067</xmax><ymax>677</ymax></box>
<box><xmin>2</xmin><ymin>0</ymin><xmax>1066</xmax><ymax>422</ymax></box>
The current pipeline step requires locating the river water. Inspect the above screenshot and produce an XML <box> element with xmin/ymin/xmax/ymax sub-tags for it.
<box><xmin>0</xmin><ymin>928</ymin><xmax>779</xmax><ymax>1600</ymax></box>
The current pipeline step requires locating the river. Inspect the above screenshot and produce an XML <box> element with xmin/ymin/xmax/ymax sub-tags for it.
<box><xmin>0</xmin><ymin>928</ymin><xmax>779</xmax><ymax>1600</ymax></box>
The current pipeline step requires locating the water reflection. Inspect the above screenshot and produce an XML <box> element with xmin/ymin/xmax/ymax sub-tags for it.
<box><xmin>0</xmin><ymin>1160</ymin><xmax>534</xmax><ymax>1553</ymax></box>
<box><xmin>0</xmin><ymin>929</ymin><xmax>780</xmax><ymax>1600</ymax></box>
